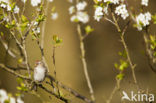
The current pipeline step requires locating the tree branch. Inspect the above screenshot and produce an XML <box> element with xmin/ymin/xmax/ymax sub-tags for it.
<box><xmin>77</xmin><ymin>24</ymin><xmax>95</xmax><ymax>101</ymax></box>
<box><xmin>0</xmin><ymin>63</ymin><xmax>93</xmax><ymax>103</ymax></box>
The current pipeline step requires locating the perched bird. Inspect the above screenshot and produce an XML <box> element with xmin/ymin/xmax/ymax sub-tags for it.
<box><xmin>34</xmin><ymin>61</ymin><xmax>47</xmax><ymax>82</ymax></box>
<box><xmin>33</xmin><ymin>61</ymin><xmax>55</xmax><ymax>91</ymax></box>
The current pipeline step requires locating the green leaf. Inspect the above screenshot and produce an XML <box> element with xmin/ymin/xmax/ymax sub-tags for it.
<box><xmin>1</xmin><ymin>32</ymin><xmax>4</xmax><ymax>36</ymax></box>
<box><xmin>116</xmin><ymin>73</ymin><xmax>124</xmax><ymax>80</ymax></box>
<box><xmin>17</xmin><ymin>86</ymin><xmax>22</xmax><ymax>91</ymax></box>
<box><xmin>119</xmin><ymin>60</ymin><xmax>128</xmax><ymax>71</ymax></box>
<box><xmin>154</xmin><ymin>52</ymin><xmax>156</xmax><ymax>57</ymax></box>
<box><xmin>59</xmin><ymin>91</ymin><xmax>64</xmax><ymax>97</ymax></box>
<box><xmin>51</xmin><ymin>7</ymin><xmax>56</xmax><ymax>12</ymax></box>
<box><xmin>5</xmin><ymin>20</ymin><xmax>16</xmax><ymax>29</ymax></box>
<box><xmin>10</xmin><ymin>2</ymin><xmax>16</xmax><ymax>12</ymax></box>
<box><xmin>21</xmin><ymin>15</ymin><xmax>28</xmax><ymax>23</ymax></box>
<box><xmin>17</xmin><ymin>78</ymin><xmax>23</xmax><ymax>84</ymax></box>
<box><xmin>114</xmin><ymin>63</ymin><xmax>118</xmax><ymax>69</ymax></box>
<box><xmin>36</xmin><ymin>14</ymin><xmax>45</xmax><ymax>23</ymax></box>
<box><xmin>152</xmin><ymin>14</ymin><xmax>156</xmax><ymax>24</ymax></box>
<box><xmin>53</xmin><ymin>35</ymin><xmax>63</xmax><ymax>45</ymax></box>
<box><xmin>85</xmin><ymin>25</ymin><xmax>94</xmax><ymax>35</ymax></box>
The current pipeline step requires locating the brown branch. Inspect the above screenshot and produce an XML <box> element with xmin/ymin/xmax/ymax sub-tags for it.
<box><xmin>125</xmin><ymin>0</ymin><xmax>156</xmax><ymax>74</ymax></box>
<box><xmin>111</xmin><ymin>11</ymin><xmax>138</xmax><ymax>84</ymax></box>
<box><xmin>0</xmin><ymin>36</ymin><xmax>16</xmax><ymax>58</ymax></box>
<box><xmin>7</xmin><ymin>12</ymin><xmax>31</xmax><ymax>77</ymax></box>
<box><xmin>0</xmin><ymin>63</ymin><xmax>30</xmax><ymax>80</ymax></box>
<box><xmin>52</xmin><ymin>46</ymin><xmax>60</xmax><ymax>95</ymax></box>
<box><xmin>143</xmin><ymin>33</ymin><xmax>156</xmax><ymax>73</ymax></box>
<box><xmin>106</xmin><ymin>9</ymin><xmax>139</xmax><ymax>103</ymax></box>
<box><xmin>77</xmin><ymin>24</ymin><xmax>95</xmax><ymax>101</ymax></box>
<box><xmin>0</xmin><ymin>63</ymin><xmax>68</xmax><ymax>103</ymax></box>
<box><xmin>0</xmin><ymin>63</ymin><xmax>93</xmax><ymax>103</ymax></box>
<box><xmin>46</xmin><ymin>80</ymin><xmax>94</xmax><ymax>103</ymax></box>
<box><xmin>40</xmin><ymin>0</ymin><xmax>50</xmax><ymax>72</ymax></box>
<box><xmin>106</xmin><ymin>79</ymin><xmax>121</xmax><ymax>103</ymax></box>
<box><xmin>38</xmin><ymin>84</ymin><xmax>68</xmax><ymax>103</ymax></box>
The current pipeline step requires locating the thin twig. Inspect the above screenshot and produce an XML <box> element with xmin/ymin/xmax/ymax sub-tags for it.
<box><xmin>52</xmin><ymin>46</ymin><xmax>60</xmax><ymax>95</ymax></box>
<box><xmin>0</xmin><ymin>36</ymin><xmax>16</xmax><ymax>58</ymax></box>
<box><xmin>106</xmin><ymin>79</ymin><xmax>121</xmax><ymax>103</ymax></box>
<box><xmin>111</xmin><ymin>11</ymin><xmax>138</xmax><ymax>84</ymax></box>
<box><xmin>46</xmin><ymin>81</ymin><xmax>94</xmax><ymax>103</ymax></box>
<box><xmin>8</xmin><ymin>11</ymin><xmax>31</xmax><ymax>77</ymax></box>
<box><xmin>143</xmin><ymin>33</ymin><xmax>156</xmax><ymax>73</ymax></box>
<box><xmin>40</xmin><ymin>0</ymin><xmax>50</xmax><ymax>72</ymax></box>
<box><xmin>38</xmin><ymin>84</ymin><xmax>68</xmax><ymax>103</ymax></box>
<box><xmin>77</xmin><ymin>24</ymin><xmax>95</xmax><ymax>101</ymax></box>
<box><xmin>0</xmin><ymin>63</ymin><xmax>30</xmax><ymax>80</ymax></box>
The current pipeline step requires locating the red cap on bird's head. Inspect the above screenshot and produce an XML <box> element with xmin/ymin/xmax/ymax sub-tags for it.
<box><xmin>35</xmin><ymin>60</ymin><xmax>42</xmax><ymax>66</ymax></box>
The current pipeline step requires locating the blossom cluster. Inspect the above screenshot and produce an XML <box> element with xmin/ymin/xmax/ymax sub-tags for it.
<box><xmin>115</xmin><ymin>4</ymin><xmax>129</xmax><ymax>20</ymax></box>
<box><xmin>0</xmin><ymin>1</ymin><xmax>19</xmax><ymax>14</ymax></box>
<box><xmin>94</xmin><ymin>0</ymin><xmax>129</xmax><ymax>21</ymax></box>
<box><xmin>69</xmin><ymin>1</ymin><xmax>89</xmax><ymax>24</ymax></box>
<box><xmin>104</xmin><ymin>0</ymin><xmax>119</xmax><ymax>4</ymax></box>
<box><xmin>136</xmin><ymin>12</ymin><xmax>151</xmax><ymax>31</ymax></box>
<box><xmin>93</xmin><ymin>0</ymin><xmax>153</xmax><ymax>32</ymax></box>
<box><xmin>141</xmin><ymin>0</ymin><xmax>149</xmax><ymax>6</ymax></box>
<box><xmin>0</xmin><ymin>89</ymin><xmax>24</xmax><ymax>103</ymax></box>
<box><xmin>31</xmin><ymin>0</ymin><xmax>53</xmax><ymax>7</ymax></box>
<box><xmin>94</xmin><ymin>6</ymin><xmax>104</xmax><ymax>21</ymax></box>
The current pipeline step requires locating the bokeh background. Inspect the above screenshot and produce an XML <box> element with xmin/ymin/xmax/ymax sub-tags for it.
<box><xmin>0</xmin><ymin>0</ymin><xmax>156</xmax><ymax>103</ymax></box>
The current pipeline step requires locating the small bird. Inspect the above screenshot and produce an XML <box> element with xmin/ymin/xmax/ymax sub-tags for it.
<box><xmin>33</xmin><ymin>61</ymin><xmax>55</xmax><ymax>91</ymax></box>
<box><xmin>34</xmin><ymin>61</ymin><xmax>47</xmax><ymax>82</ymax></box>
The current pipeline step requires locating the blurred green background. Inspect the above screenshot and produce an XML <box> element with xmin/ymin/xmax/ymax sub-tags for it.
<box><xmin>0</xmin><ymin>0</ymin><xmax>156</xmax><ymax>103</ymax></box>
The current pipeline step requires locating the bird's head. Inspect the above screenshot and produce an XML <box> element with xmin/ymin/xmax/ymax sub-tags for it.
<box><xmin>35</xmin><ymin>60</ymin><xmax>43</xmax><ymax>66</ymax></box>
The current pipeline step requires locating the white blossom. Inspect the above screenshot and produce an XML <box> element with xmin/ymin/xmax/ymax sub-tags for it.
<box><xmin>33</xmin><ymin>27</ymin><xmax>40</xmax><ymax>34</ymax></box>
<box><xmin>76</xmin><ymin>1</ymin><xmax>87</xmax><ymax>11</ymax></box>
<box><xmin>136</xmin><ymin>12</ymin><xmax>151</xmax><ymax>31</ymax></box>
<box><xmin>69</xmin><ymin>6</ymin><xmax>75</xmax><ymax>14</ymax></box>
<box><xmin>48</xmin><ymin>0</ymin><xmax>53</xmax><ymax>2</ymax></box>
<box><xmin>97</xmin><ymin>0</ymin><xmax>102</xmax><ymax>2</ymax></box>
<box><xmin>68</xmin><ymin>0</ymin><xmax>73</xmax><ymax>3</ymax></box>
<box><xmin>103</xmin><ymin>6</ymin><xmax>108</xmax><ymax>15</ymax></box>
<box><xmin>21</xmin><ymin>0</ymin><xmax>26</xmax><ymax>3</ymax></box>
<box><xmin>14</xmin><ymin>6</ymin><xmax>20</xmax><ymax>14</ymax></box>
<box><xmin>10</xmin><ymin>97</ymin><xmax>16</xmax><ymax>103</ymax></box>
<box><xmin>70</xmin><ymin>15</ymin><xmax>77</xmax><ymax>22</ymax></box>
<box><xmin>34</xmin><ymin>21</ymin><xmax>39</xmax><ymax>26</ymax></box>
<box><xmin>71</xmin><ymin>11</ymin><xmax>89</xmax><ymax>23</ymax></box>
<box><xmin>17</xmin><ymin>97</ymin><xmax>24</xmax><ymax>103</ymax></box>
<box><xmin>77</xmin><ymin>11</ymin><xmax>89</xmax><ymax>23</ymax></box>
<box><xmin>0</xmin><ymin>89</ymin><xmax>24</xmax><ymax>103</ymax></box>
<box><xmin>51</xmin><ymin>12</ymin><xmax>58</xmax><ymax>20</ymax></box>
<box><xmin>7</xmin><ymin>5</ymin><xmax>11</xmax><ymax>11</ymax></box>
<box><xmin>0</xmin><ymin>0</ymin><xmax>10</xmax><ymax>9</ymax></box>
<box><xmin>0</xmin><ymin>3</ymin><xmax>6</xmax><ymax>8</ymax></box>
<box><xmin>0</xmin><ymin>89</ymin><xmax>8</xmax><ymax>103</ymax></box>
<box><xmin>104</xmin><ymin>0</ymin><xmax>119</xmax><ymax>4</ymax></box>
<box><xmin>141</xmin><ymin>0</ymin><xmax>149</xmax><ymax>6</ymax></box>
<box><xmin>3</xmin><ymin>16</ymin><xmax>9</xmax><ymax>22</ymax></box>
<box><xmin>36</xmin><ymin>27</ymin><xmax>40</xmax><ymax>34</ymax></box>
<box><xmin>115</xmin><ymin>4</ymin><xmax>129</xmax><ymax>20</ymax></box>
<box><xmin>94</xmin><ymin>6</ymin><xmax>103</xmax><ymax>21</ymax></box>
<box><xmin>0</xmin><ymin>0</ymin><xmax>9</xmax><ymax>4</ymax></box>
<box><xmin>31</xmin><ymin>0</ymin><xmax>41</xmax><ymax>7</ymax></box>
